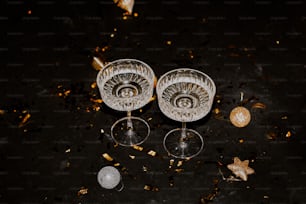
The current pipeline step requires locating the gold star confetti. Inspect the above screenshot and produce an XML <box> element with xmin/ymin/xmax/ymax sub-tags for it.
<box><xmin>229</xmin><ymin>106</ymin><xmax>251</xmax><ymax>128</ymax></box>
<box><xmin>227</xmin><ymin>157</ymin><xmax>255</xmax><ymax>181</ymax></box>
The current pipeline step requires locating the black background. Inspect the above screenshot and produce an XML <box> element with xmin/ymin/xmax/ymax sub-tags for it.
<box><xmin>1</xmin><ymin>0</ymin><xmax>306</xmax><ymax>203</ymax></box>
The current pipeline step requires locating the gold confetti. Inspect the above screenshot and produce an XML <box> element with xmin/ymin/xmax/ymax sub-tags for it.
<box><xmin>114</xmin><ymin>163</ymin><xmax>120</xmax><ymax>167</ymax></box>
<box><xmin>102</xmin><ymin>153</ymin><xmax>113</xmax><ymax>161</ymax></box>
<box><xmin>91</xmin><ymin>56</ymin><xmax>106</xmax><ymax>71</ymax></box>
<box><xmin>174</xmin><ymin>168</ymin><xmax>184</xmax><ymax>173</ymax></box>
<box><xmin>251</xmin><ymin>102</ymin><xmax>266</xmax><ymax>109</ymax></box>
<box><xmin>65</xmin><ymin>148</ymin><xmax>71</xmax><ymax>153</ymax></box>
<box><xmin>77</xmin><ymin>187</ymin><xmax>88</xmax><ymax>196</ymax></box>
<box><xmin>281</xmin><ymin>116</ymin><xmax>288</xmax><ymax>120</ymax></box>
<box><xmin>149</xmin><ymin>95</ymin><xmax>156</xmax><ymax>102</ymax></box>
<box><xmin>90</xmin><ymin>98</ymin><xmax>103</xmax><ymax>103</ymax></box>
<box><xmin>114</xmin><ymin>0</ymin><xmax>134</xmax><ymax>14</ymax></box>
<box><xmin>169</xmin><ymin>159</ymin><xmax>175</xmax><ymax>168</ymax></box>
<box><xmin>229</xmin><ymin>106</ymin><xmax>251</xmax><ymax>128</ymax></box>
<box><xmin>142</xmin><ymin>166</ymin><xmax>148</xmax><ymax>172</ymax></box>
<box><xmin>166</xmin><ymin>40</ymin><xmax>172</xmax><ymax>45</ymax></box>
<box><xmin>177</xmin><ymin>160</ymin><xmax>183</xmax><ymax>167</ymax></box>
<box><xmin>129</xmin><ymin>155</ymin><xmax>135</xmax><ymax>159</ymax></box>
<box><xmin>18</xmin><ymin>113</ymin><xmax>31</xmax><ymax>128</ymax></box>
<box><xmin>132</xmin><ymin>145</ymin><xmax>143</xmax><ymax>151</ymax></box>
<box><xmin>147</xmin><ymin>150</ymin><xmax>157</xmax><ymax>157</ymax></box>
<box><xmin>143</xmin><ymin>185</ymin><xmax>151</xmax><ymax>191</ymax></box>
<box><xmin>144</xmin><ymin>185</ymin><xmax>159</xmax><ymax>192</ymax></box>
<box><xmin>266</xmin><ymin>131</ymin><xmax>277</xmax><ymax>140</ymax></box>
<box><xmin>227</xmin><ymin>157</ymin><xmax>255</xmax><ymax>181</ymax></box>
<box><xmin>285</xmin><ymin>131</ymin><xmax>292</xmax><ymax>138</ymax></box>
<box><xmin>64</xmin><ymin>90</ymin><xmax>71</xmax><ymax>96</ymax></box>
<box><xmin>90</xmin><ymin>82</ymin><xmax>97</xmax><ymax>89</ymax></box>
<box><xmin>213</xmin><ymin>108</ymin><xmax>221</xmax><ymax>114</ymax></box>
<box><xmin>239</xmin><ymin>139</ymin><xmax>244</xmax><ymax>143</ymax></box>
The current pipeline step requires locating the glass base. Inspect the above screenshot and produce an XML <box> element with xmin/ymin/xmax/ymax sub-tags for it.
<box><xmin>163</xmin><ymin>128</ymin><xmax>204</xmax><ymax>159</ymax></box>
<box><xmin>111</xmin><ymin>116</ymin><xmax>150</xmax><ymax>146</ymax></box>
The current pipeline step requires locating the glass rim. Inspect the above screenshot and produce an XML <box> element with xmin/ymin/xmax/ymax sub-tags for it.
<box><xmin>96</xmin><ymin>58</ymin><xmax>155</xmax><ymax>87</ymax></box>
<box><xmin>156</xmin><ymin>68</ymin><xmax>216</xmax><ymax>97</ymax></box>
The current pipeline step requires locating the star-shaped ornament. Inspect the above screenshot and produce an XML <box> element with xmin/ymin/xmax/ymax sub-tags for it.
<box><xmin>227</xmin><ymin>157</ymin><xmax>255</xmax><ymax>181</ymax></box>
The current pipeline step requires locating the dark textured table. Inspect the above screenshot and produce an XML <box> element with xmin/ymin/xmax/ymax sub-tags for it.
<box><xmin>1</xmin><ymin>0</ymin><xmax>306</xmax><ymax>203</ymax></box>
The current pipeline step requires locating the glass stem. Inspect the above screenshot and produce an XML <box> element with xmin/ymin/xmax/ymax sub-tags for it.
<box><xmin>181</xmin><ymin>122</ymin><xmax>187</xmax><ymax>140</ymax></box>
<box><xmin>127</xmin><ymin>111</ymin><xmax>133</xmax><ymax>130</ymax></box>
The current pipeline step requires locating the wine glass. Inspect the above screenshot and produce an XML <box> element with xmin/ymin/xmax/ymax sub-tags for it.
<box><xmin>97</xmin><ymin>166</ymin><xmax>124</xmax><ymax>191</ymax></box>
<box><xmin>96</xmin><ymin>59</ymin><xmax>155</xmax><ymax>146</ymax></box>
<box><xmin>156</xmin><ymin>68</ymin><xmax>216</xmax><ymax>159</ymax></box>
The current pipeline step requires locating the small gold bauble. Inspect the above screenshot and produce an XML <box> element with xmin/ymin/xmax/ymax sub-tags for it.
<box><xmin>230</xmin><ymin>106</ymin><xmax>251</xmax><ymax>128</ymax></box>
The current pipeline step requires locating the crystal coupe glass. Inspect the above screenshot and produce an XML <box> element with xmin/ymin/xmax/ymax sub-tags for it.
<box><xmin>96</xmin><ymin>59</ymin><xmax>155</xmax><ymax>146</ymax></box>
<box><xmin>156</xmin><ymin>68</ymin><xmax>216</xmax><ymax>159</ymax></box>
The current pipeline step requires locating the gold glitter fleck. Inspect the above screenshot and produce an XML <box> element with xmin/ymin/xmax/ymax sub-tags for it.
<box><xmin>166</xmin><ymin>40</ymin><xmax>172</xmax><ymax>45</ymax></box>
<box><xmin>169</xmin><ymin>159</ymin><xmax>174</xmax><ymax>168</ymax></box>
<box><xmin>266</xmin><ymin>131</ymin><xmax>277</xmax><ymax>140</ymax></box>
<box><xmin>213</xmin><ymin>108</ymin><xmax>221</xmax><ymax>114</ymax></box>
<box><xmin>149</xmin><ymin>95</ymin><xmax>156</xmax><ymax>102</ymax></box>
<box><xmin>285</xmin><ymin>131</ymin><xmax>292</xmax><ymax>138</ymax></box>
<box><xmin>144</xmin><ymin>185</ymin><xmax>159</xmax><ymax>191</ymax></box>
<box><xmin>90</xmin><ymin>82</ymin><xmax>97</xmax><ymax>89</ymax></box>
<box><xmin>114</xmin><ymin>163</ymin><xmax>120</xmax><ymax>167</ymax></box>
<box><xmin>142</xmin><ymin>166</ymin><xmax>148</xmax><ymax>172</ymax></box>
<box><xmin>77</xmin><ymin>187</ymin><xmax>88</xmax><ymax>196</ymax></box>
<box><xmin>177</xmin><ymin>160</ymin><xmax>183</xmax><ymax>167</ymax></box>
<box><xmin>175</xmin><ymin>168</ymin><xmax>184</xmax><ymax>173</ymax></box>
<box><xmin>18</xmin><ymin>113</ymin><xmax>31</xmax><ymax>128</ymax></box>
<box><xmin>251</xmin><ymin>102</ymin><xmax>266</xmax><ymax>109</ymax></box>
<box><xmin>102</xmin><ymin>153</ymin><xmax>113</xmax><ymax>161</ymax></box>
<box><xmin>281</xmin><ymin>116</ymin><xmax>288</xmax><ymax>120</ymax></box>
<box><xmin>90</xmin><ymin>98</ymin><xmax>103</xmax><ymax>103</ymax></box>
<box><xmin>129</xmin><ymin>155</ymin><xmax>135</xmax><ymax>159</ymax></box>
<box><xmin>64</xmin><ymin>90</ymin><xmax>71</xmax><ymax>96</ymax></box>
<box><xmin>65</xmin><ymin>148</ymin><xmax>71</xmax><ymax>153</ymax></box>
<box><xmin>147</xmin><ymin>150</ymin><xmax>157</xmax><ymax>157</ymax></box>
<box><xmin>133</xmin><ymin>145</ymin><xmax>143</xmax><ymax>151</ymax></box>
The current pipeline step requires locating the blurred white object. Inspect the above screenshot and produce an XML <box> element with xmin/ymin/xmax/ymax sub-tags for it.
<box><xmin>97</xmin><ymin>166</ymin><xmax>123</xmax><ymax>191</ymax></box>
<box><xmin>113</xmin><ymin>0</ymin><xmax>135</xmax><ymax>14</ymax></box>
